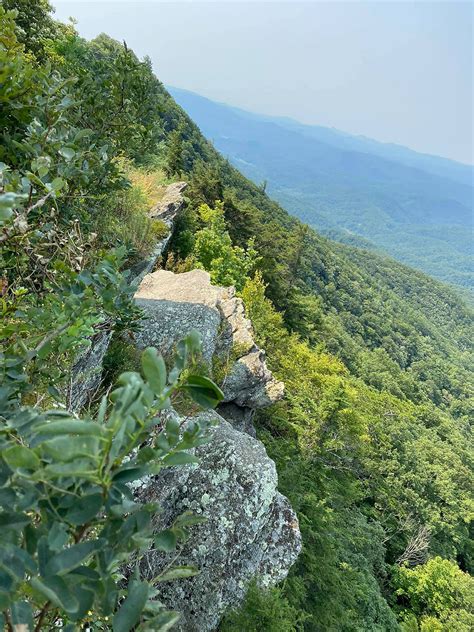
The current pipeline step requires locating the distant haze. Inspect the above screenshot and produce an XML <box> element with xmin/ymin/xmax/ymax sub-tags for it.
<box><xmin>53</xmin><ymin>1</ymin><xmax>473</xmax><ymax>165</ymax></box>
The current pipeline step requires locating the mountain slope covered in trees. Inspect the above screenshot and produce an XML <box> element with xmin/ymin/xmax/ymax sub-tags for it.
<box><xmin>169</xmin><ymin>86</ymin><xmax>474</xmax><ymax>298</ymax></box>
<box><xmin>1</xmin><ymin>2</ymin><xmax>473</xmax><ymax>630</ymax></box>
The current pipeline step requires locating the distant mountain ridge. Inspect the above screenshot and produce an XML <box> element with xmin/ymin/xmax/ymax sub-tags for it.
<box><xmin>169</xmin><ymin>86</ymin><xmax>474</xmax><ymax>295</ymax></box>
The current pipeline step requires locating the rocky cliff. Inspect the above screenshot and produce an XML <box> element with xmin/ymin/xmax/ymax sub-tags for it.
<box><xmin>70</xmin><ymin>182</ymin><xmax>301</xmax><ymax>629</ymax></box>
<box><xmin>133</xmin><ymin>267</ymin><xmax>300</xmax><ymax>630</ymax></box>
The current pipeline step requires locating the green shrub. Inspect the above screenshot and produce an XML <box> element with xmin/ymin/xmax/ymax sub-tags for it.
<box><xmin>191</xmin><ymin>201</ymin><xmax>260</xmax><ymax>291</ymax></box>
<box><xmin>0</xmin><ymin>333</ymin><xmax>223</xmax><ymax>630</ymax></box>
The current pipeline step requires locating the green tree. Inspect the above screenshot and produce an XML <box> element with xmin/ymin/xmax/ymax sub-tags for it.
<box><xmin>191</xmin><ymin>201</ymin><xmax>260</xmax><ymax>291</ymax></box>
<box><xmin>393</xmin><ymin>557</ymin><xmax>474</xmax><ymax>631</ymax></box>
<box><xmin>164</xmin><ymin>128</ymin><xmax>184</xmax><ymax>177</ymax></box>
<box><xmin>2</xmin><ymin>0</ymin><xmax>58</xmax><ymax>59</ymax></box>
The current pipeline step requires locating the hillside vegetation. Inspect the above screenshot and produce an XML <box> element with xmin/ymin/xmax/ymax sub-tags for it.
<box><xmin>169</xmin><ymin>86</ymin><xmax>474</xmax><ymax>298</ymax></box>
<box><xmin>1</xmin><ymin>2</ymin><xmax>473</xmax><ymax>630</ymax></box>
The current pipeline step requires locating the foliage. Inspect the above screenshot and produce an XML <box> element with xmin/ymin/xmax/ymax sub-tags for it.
<box><xmin>188</xmin><ymin>201</ymin><xmax>260</xmax><ymax>291</ymax></box>
<box><xmin>95</xmin><ymin>162</ymin><xmax>169</xmax><ymax>263</ymax></box>
<box><xmin>164</xmin><ymin>128</ymin><xmax>184</xmax><ymax>177</ymax></box>
<box><xmin>393</xmin><ymin>557</ymin><xmax>474</xmax><ymax>631</ymax></box>
<box><xmin>219</xmin><ymin>581</ymin><xmax>305</xmax><ymax>632</ymax></box>
<box><xmin>241</xmin><ymin>273</ymin><xmax>472</xmax><ymax>629</ymax></box>
<box><xmin>0</xmin><ymin>5</ymin><xmax>164</xmax><ymax>401</ymax></box>
<box><xmin>0</xmin><ymin>333</ymin><xmax>223</xmax><ymax>630</ymax></box>
<box><xmin>2</xmin><ymin>0</ymin><xmax>59</xmax><ymax>60</ymax></box>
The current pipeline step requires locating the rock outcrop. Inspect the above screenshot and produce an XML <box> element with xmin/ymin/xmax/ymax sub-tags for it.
<box><xmin>65</xmin><ymin>180</ymin><xmax>301</xmax><ymax>629</ymax></box>
<box><xmin>132</xmin><ymin>268</ymin><xmax>300</xmax><ymax>629</ymax></box>
<box><xmin>134</xmin><ymin>268</ymin><xmax>284</xmax><ymax>414</ymax></box>
<box><xmin>135</xmin><ymin>412</ymin><xmax>301</xmax><ymax>632</ymax></box>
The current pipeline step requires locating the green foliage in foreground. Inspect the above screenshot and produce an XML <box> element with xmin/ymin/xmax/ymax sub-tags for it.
<box><xmin>0</xmin><ymin>333</ymin><xmax>223</xmax><ymax>630</ymax></box>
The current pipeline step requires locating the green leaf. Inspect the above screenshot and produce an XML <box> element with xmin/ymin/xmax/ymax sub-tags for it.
<box><xmin>156</xmin><ymin>565</ymin><xmax>198</xmax><ymax>582</ymax></box>
<box><xmin>35</xmin><ymin>419</ymin><xmax>105</xmax><ymax>437</ymax></box>
<box><xmin>42</xmin><ymin>460</ymin><xmax>99</xmax><ymax>481</ymax></box>
<box><xmin>65</xmin><ymin>492</ymin><xmax>103</xmax><ymax>525</ymax></box>
<box><xmin>141</xmin><ymin>347</ymin><xmax>167</xmax><ymax>394</ymax></box>
<box><xmin>3</xmin><ymin>445</ymin><xmax>40</xmax><ymax>470</ymax></box>
<box><xmin>31</xmin><ymin>575</ymin><xmax>79</xmax><ymax>613</ymax></box>
<box><xmin>162</xmin><ymin>452</ymin><xmax>199</xmax><ymax>467</ymax></box>
<box><xmin>11</xmin><ymin>600</ymin><xmax>33</xmax><ymax>630</ymax></box>
<box><xmin>50</xmin><ymin>177</ymin><xmax>66</xmax><ymax>192</ymax></box>
<box><xmin>174</xmin><ymin>511</ymin><xmax>207</xmax><ymax>528</ymax></box>
<box><xmin>181</xmin><ymin>375</ymin><xmax>224</xmax><ymax>409</ymax></box>
<box><xmin>185</xmin><ymin>330</ymin><xmax>202</xmax><ymax>354</ymax></box>
<box><xmin>0</xmin><ymin>511</ymin><xmax>30</xmax><ymax>529</ymax></box>
<box><xmin>112</xmin><ymin>466</ymin><xmax>149</xmax><ymax>484</ymax></box>
<box><xmin>165</xmin><ymin>416</ymin><xmax>180</xmax><ymax>448</ymax></box>
<box><xmin>113</xmin><ymin>580</ymin><xmax>149</xmax><ymax>632</ymax></box>
<box><xmin>0</xmin><ymin>206</ymin><xmax>13</xmax><ymax>222</ymax></box>
<box><xmin>58</xmin><ymin>147</ymin><xmax>76</xmax><ymax>161</ymax></box>
<box><xmin>138</xmin><ymin>610</ymin><xmax>180</xmax><ymax>631</ymax></box>
<box><xmin>40</xmin><ymin>435</ymin><xmax>100</xmax><ymax>462</ymax></box>
<box><xmin>47</xmin><ymin>523</ymin><xmax>69</xmax><ymax>552</ymax></box>
<box><xmin>154</xmin><ymin>529</ymin><xmax>177</xmax><ymax>552</ymax></box>
<box><xmin>45</xmin><ymin>539</ymin><xmax>103</xmax><ymax>576</ymax></box>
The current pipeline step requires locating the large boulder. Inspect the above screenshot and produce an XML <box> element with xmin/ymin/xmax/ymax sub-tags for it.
<box><xmin>134</xmin><ymin>269</ymin><xmax>284</xmax><ymax>410</ymax></box>
<box><xmin>135</xmin><ymin>411</ymin><xmax>301</xmax><ymax>631</ymax></box>
<box><xmin>134</xmin><ymin>269</ymin><xmax>222</xmax><ymax>363</ymax></box>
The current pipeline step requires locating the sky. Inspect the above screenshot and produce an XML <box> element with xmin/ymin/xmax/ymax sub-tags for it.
<box><xmin>53</xmin><ymin>1</ymin><xmax>473</xmax><ymax>164</ymax></box>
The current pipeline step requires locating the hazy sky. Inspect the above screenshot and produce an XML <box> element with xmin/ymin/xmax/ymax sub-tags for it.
<box><xmin>53</xmin><ymin>1</ymin><xmax>473</xmax><ymax>164</ymax></box>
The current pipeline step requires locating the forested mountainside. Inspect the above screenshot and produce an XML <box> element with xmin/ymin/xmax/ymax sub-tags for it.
<box><xmin>169</xmin><ymin>87</ymin><xmax>474</xmax><ymax>298</ymax></box>
<box><xmin>1</xmin><ymin>2</ymin><xmax>473</xmax><ymax>630</ymax></box>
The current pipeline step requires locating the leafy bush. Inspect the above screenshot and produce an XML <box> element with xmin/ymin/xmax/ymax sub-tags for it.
<box><xmin>0</xmin><ymin>333</ymin><xmax>223</xmax><ymax>630</ymax></box>
<box><xmin>190</xmin><ymin>201</ymin><xmax>260</xmax><ymax>291</ymax></box>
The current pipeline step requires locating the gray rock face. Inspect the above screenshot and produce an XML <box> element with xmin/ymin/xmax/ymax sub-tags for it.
<box><xmin>130</xmin><ymin>242</ymin><xmax>299</xmax><ymax>629</ymax></box>
<box><xmin>134</xmin><ymin>269</ymin><xmax>284</xmax><ymax>411</ymax></box>
<box><xmin>136</xmin><ymin>412</ymin><xmax>301</xmax><ymax>631</ymax></box>
<box><xmin>67</xmin><ymin>331</ymin><xmax>112</xmax><ymax>411</ymax></box>
<box><xmin>150</xmin><ymin>181</ymin><xmax>187</xmax><ymax>222</ymax></box>
<box><xmin>134</xmin><ymin>269</ymin><xmax>222</xmax><ymax>363</ymax></box>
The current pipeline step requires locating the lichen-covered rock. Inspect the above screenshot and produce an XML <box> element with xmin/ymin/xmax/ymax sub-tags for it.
<box><xmin>217</xmin><ymin>402</ymin><xmax>256</xmax><ymax>437</ymax></box>
<box><xmin>134</xmin><ymin>269</ymin><xmax>284</xmax><ymax>409</ymax></box>
<box><xmin>134</xmin><ymin>269</ymin><xmax>222</xmax><ymax>363</ymax></box>
<box><xmin>135</xmin><ymin>411</ymin><xmax>301</xmax><ymax>631</ymax></box>
<box><xmin>67</xmin><ymin>331</ymin><xmax>112</xmax><ymax>411</ymax></box>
